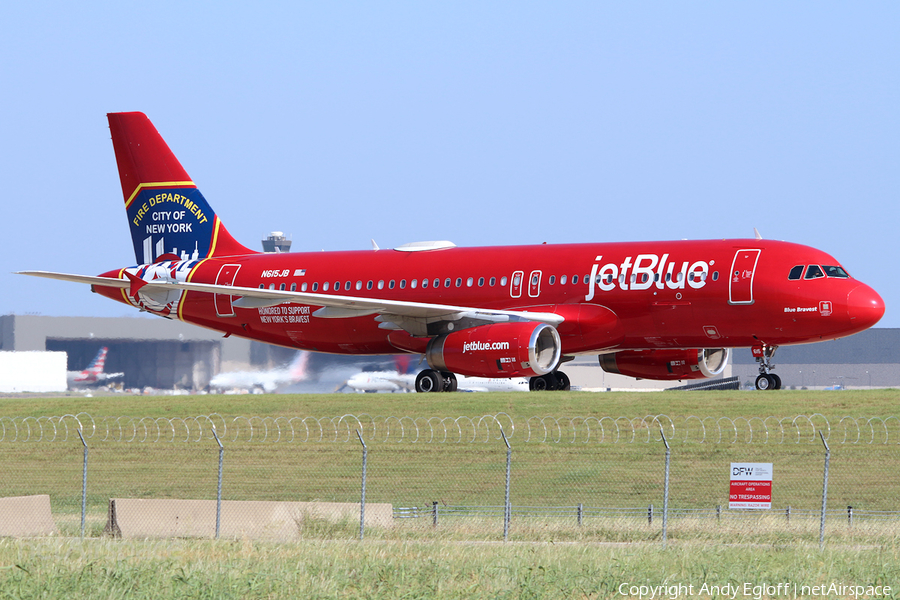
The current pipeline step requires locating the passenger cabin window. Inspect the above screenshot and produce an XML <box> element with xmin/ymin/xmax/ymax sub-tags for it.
<box><xmin>478</xmin><ymin>277</ymin><xmax>484</xmax><ymax>287</ymax></box>
<box><xmin>804</xmin><ymin>265</ymin><xmax>825</xmax><ymax>280</ymax></box>
<box><xmin>433</xmin><ymin>278</ymin><xmax>440</xmax><ymax>288</ymax></box>
<box><xmin>788</xmin><ymin>265</ymin><xmax>804</xmax><ymax>280</ymax></box>
<box><xmin>489</xmin><ymin>277</ymin><xmax>496</xmax><ymax>286</ymax></box>
<box><xmin>323</xmin><ymin>282</ymin><xmax>330</xmax><ymax>291</ymax></box>
<box><xmin>421</xmin><ymin>278</ymin><xmax>428</xmax><ymax>288</ymax></box>
<box><xmin>312</xmin><ymin>282</ymin><xmax>318</xmax><ymax>291</ymax></box>
<box><xmin>560</xmin><ymin>275</ymin><xmax>567</xmax><ymax>285</ymax></box>
<box><xmin>823</xmin><ymin>265</ymin><xmax>850</xmax><ymax>278</ymax></box>
<box><xmin>445</xmin><ymin>278</ymin><xmax>451</xmax><ymax>288</ymax></box>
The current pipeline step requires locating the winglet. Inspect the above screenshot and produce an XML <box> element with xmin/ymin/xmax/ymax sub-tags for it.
<box><xmin>123</xmin><ymin>270</ymin><xmax>149</xmax><ymax>300</ymax></box>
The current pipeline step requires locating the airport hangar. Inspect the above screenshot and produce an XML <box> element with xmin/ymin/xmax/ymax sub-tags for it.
<box><xmin>1</xmin><ymin>313</ymin><xmax>898</xmax><ymax>391</ymax></box>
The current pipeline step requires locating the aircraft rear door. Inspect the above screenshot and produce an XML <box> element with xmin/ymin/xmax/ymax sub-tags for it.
<box><xmin>728</xmin><ymin>249</ymin><xmax>760</xmax><ymax>305</ymax></box>
<box><xmin>215</xmin><ymin>264</ymin><xmax>242</xmax><ymax>316</ymax></box>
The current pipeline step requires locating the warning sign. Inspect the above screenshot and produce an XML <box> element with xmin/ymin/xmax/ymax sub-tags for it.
<box><xmin>729</xmin><ymin>463</ymin><xmax>772</xmax><ymax>509</ymax></box>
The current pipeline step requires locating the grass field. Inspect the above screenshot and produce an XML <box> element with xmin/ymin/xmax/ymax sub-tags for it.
<box><xmin>2</xmin><ymin>388</ymin><xmax>899</xmax><ymax>420</ymax></box>
<box><xmin>1</xmin><ymin>389</ymin><xmax>899</xmax><ymax>598</ymax></box>
<box><xmin>1</xmin><ymin>538</ymin><xmax>899</xmax><ymax>599</ymax></box>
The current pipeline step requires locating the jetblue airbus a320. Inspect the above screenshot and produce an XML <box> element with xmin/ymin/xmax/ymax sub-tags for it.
<box><xmin>21</xmin><ymin>113</ymin><xmax>885</xmax><ymax>391</ymax></box>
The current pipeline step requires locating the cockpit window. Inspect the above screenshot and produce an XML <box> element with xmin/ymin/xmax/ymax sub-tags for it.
<box><xmin>788</xmin><ymin>265</ymin><xmax>804</xmax><ymax>280</ymax></box>
<box><xmin>804</xmin><ymin>265</ymin><xmax>825</xmax><ymax>280</ymax></box>
<box><xmin>823</xmin><ymin>265</ymin><xmax>849</xmax><ymax>278</ymax></box>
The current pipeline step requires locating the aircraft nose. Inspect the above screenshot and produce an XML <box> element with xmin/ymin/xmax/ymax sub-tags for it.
<box><xmin>847</xmin><ymin>284</ymin><xmax>885</xmax><ymax>330</ymax></box>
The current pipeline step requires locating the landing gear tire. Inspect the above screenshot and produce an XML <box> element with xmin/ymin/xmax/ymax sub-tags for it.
<box><xmin>416</xmin><ymin>369</ymin><xmax>443</xmax><ymax>393</ymax></box>
<box><xmin>753</xmin><ymin>344</ymin><xmax>781</xmax><ymax>391</ymax></box>
<box><xmin>441</xmin><ymin>372</ymin><xmax>458</xmax><ymax>392</ymax></box>
<box><xmin>755</xmin><ymin>374</ymin><xmax>777</xmax><ymax>391</ymax></box>
<box><xmin>555</xmin><ymin>371</ymin><xmax>571</xmax><ymax>391</ymax></box>
<box><xmin>529</xmin><ymin>373</ymin><xmax>559</xmax><ymax>391</ymax></box>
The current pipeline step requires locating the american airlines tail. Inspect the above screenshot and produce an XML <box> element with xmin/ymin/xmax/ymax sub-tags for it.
<box><xmin>108</xmin><ymin>112</ymin><xmax>254</xmax><ymax>264</ymax></box>
<box><xmin>83</xmin><ymin>346</ymin><xmax>108</xmax><ymax>379</ymax></box>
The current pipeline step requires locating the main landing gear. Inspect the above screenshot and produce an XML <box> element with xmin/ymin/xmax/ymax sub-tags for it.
<box><xmin>753</xmin><ymin>344</ymin><xmax>782</xmax><ymax>391</ymax></box>
<box><xmin>413</xmin><ymin>369</ymin><xmax>572</xmax><ymax>392</ymax></box>
<box><xmin>528</xmin><ymin>371</ymin><xmax>571</xmax><ymax>391</ymax></box>
<box><xmin>415</xmin><ymin>369</ymin><xmax>458</xmax><ymax>393</ymax></box>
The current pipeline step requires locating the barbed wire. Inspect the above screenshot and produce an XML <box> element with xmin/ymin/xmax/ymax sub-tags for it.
<box><xmin>1</xmin><ymin>414</ymin><xmax>899</xmax><ymax>445</ymax></box>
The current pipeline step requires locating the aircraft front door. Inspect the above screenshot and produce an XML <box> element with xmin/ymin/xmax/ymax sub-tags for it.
<box><xmin>215</xmin><ymin>264</ymin><xmax>242</xmax><ymax>316</ymax></box>
<box><xmin>729</xmin><ymin>249</ymin><xmax>760</xmax><ymax>305</ymax></box>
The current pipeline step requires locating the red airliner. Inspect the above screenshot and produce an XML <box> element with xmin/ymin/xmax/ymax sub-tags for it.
<box><xmin>22</xmin><ymin>113</ymin><xmax>884</xmax><ymax>391</ymax></box>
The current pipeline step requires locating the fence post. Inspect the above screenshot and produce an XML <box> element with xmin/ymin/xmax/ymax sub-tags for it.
<box><xmin>500</xmin><ymin>427</ymin><xmax>511</xmax><ymax>542</ymax></box>
<box><xmin>212</xmin><ymin>426</ymin><xmax>224</xmax><ymax>540</ymax></box>
<box><xmin>786</xmin><ymin>505</ymin><xmax>791</xmax><ymax>523</ymax></box>
<box><xmin>819</xmin><ymin>430</ymin><xmax>830</xmax><ymax>549</ymax></box>
<box><xmin>848</xmin><ymin>506</ymin><xmax>853</xmax><ymax>528</ymax></box>
<box><xmin>77</xmin><ymin>428</ymin><xmax>87</xmax><ymax>539</ymax></box>
<box><xmin>648</xmin><ymin>504</ymin><xmax>653</xmax><ymax>525</ymax></box>
<box><xmin>661</xmin><ymin>428</ymin><xmax>670</xmax><ymax>549</ymax></box>
<box><xmin>577</xmin><ymin>503</ymin><xmax>583</xmax><ymax>527</ymax></box>
<box><xmin>356</xmin><ymin>429</ymin><xmax>367</xmax><ymax>541</ymax></box>
<box><xmin>432</xmin><ymin>501</ymin><xmax>438</xmax><ymax>528</ymax></box>
<box><xmin>716</xmin><ymin>504</ymin><xmax>721</xmax><ymax>524</ymax></box>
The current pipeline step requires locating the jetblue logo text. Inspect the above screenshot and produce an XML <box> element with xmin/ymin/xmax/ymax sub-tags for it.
<box><xmin>462</xmin><ymin>341</ymin><xmax>511</xmax><ymax>354</ymax></box>
<box><xmin>585</xmin><ymin>254</ymin><xmax>711</xmax><ymax>301</ymax></box>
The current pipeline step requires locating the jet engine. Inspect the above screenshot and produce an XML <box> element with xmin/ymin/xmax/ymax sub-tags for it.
<box><xmin>426</xmin><ymin>322</ymin><xmax>561</xmax><ymax>378</ymax></box>
<box><xmin>599</xmin><ymin>348</ymin><xmax>731</xmax><ymax>381</ymax></box>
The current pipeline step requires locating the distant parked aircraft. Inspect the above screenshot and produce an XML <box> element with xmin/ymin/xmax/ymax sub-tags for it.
<box><xmin>210</xmin><ymin>351</ymin><xmax>309</xmax><ymax>393</ymax></box>
<box><xmin>344</xmin><ymin>369</ymin><xmax>529</xmax><ymax>392</ymax></box>
<box><xmin>67</xmin><ymin>347</ymin><xmax>123</xmax><ymax>388</ymax></box>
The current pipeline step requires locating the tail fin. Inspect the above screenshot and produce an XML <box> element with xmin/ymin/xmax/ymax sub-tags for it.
<box><xmin>108</xmin><ymin>112</ymin><xmax>255</xmax><ymax>263</ymax></box>
<box><xmin>86</xmin><ymin>347</ymin><xmax>108</xmax><ymax>376</ymax></box>
<box><xmin>289</xmin><ymin>351</ymin><xmax>310</xmax><ymax>381</ymax></box>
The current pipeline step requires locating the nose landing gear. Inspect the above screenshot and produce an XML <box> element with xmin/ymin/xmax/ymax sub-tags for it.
<box><xmin>753</xmin><ymin>344</ymin><xmax>782</xmax><ymax>390</ymax></box>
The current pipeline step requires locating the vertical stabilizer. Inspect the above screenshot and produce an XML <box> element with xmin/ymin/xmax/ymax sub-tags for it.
<box><xmin>108</xmin><ymin>112</ymin><xmax>254</xmax><ymax>263</ymax></box>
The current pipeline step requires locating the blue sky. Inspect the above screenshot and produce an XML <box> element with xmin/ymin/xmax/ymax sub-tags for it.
<box><xmin>2</xmin><ymin>2</ymin><xmax>898</xmax><ymax>326</ymax></box>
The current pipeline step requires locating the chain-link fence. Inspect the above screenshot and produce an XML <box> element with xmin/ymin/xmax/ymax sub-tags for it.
<box><xmin>1</xmin><ymin>414</ymin><xmax>898</xmax><ymax>545</ymax></box>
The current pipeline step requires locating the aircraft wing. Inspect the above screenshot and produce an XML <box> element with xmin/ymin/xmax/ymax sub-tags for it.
<box><xmin>19</xmin><ymin>271</ymin><xmax>565</xmax><ymax>327</ymax></box>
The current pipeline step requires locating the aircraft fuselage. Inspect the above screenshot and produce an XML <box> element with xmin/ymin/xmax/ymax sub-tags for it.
<box><xmin>95</xmin><ymin>238</ymin><xmax>882</xmax><ymax>356</ymax></box>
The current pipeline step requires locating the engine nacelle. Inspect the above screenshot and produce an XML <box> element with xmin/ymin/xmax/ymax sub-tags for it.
<box><xmin>426</xmin><ymin>322</ymin><xmax>561</xmax><ymax>378</ymax></box>
<box><xmin>599</xmin><ymin>348</ymin><xmax>731</xmax><ymax>381</ymax></box>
